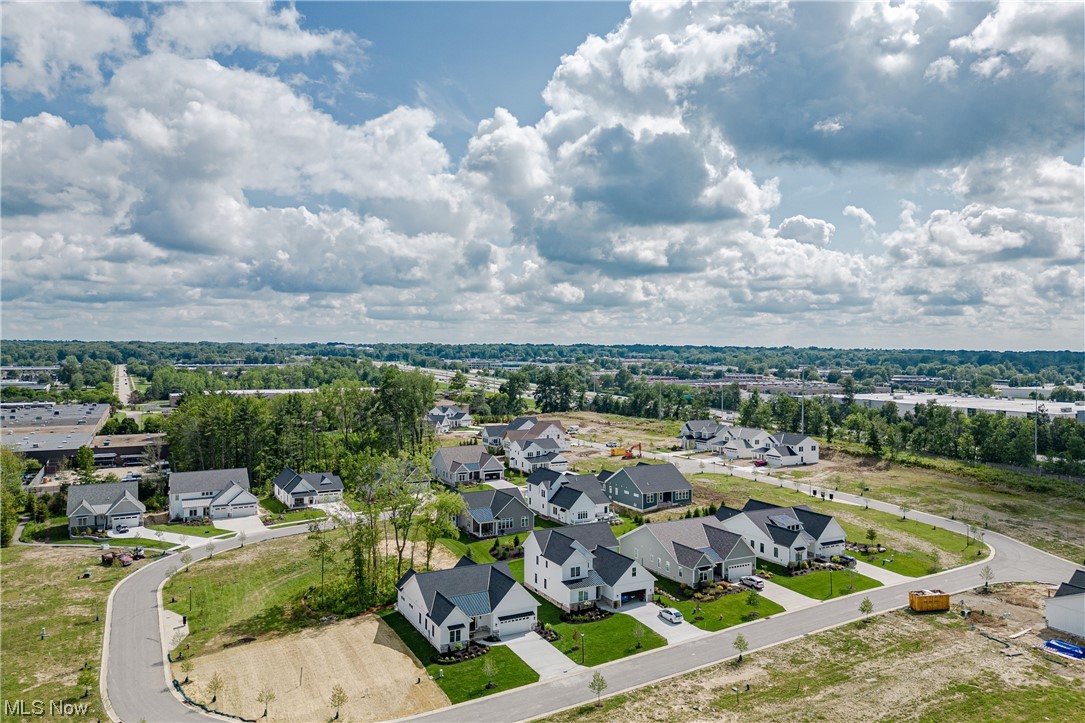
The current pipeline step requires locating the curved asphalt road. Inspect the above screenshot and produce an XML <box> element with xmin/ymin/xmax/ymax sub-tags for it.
<box><xmin>105</xmin><ymin>449</ymin><xmax>1080</xmax><ymax>723</ymax></box>
<box><xmin>104</xmin><ymin>524</ymin><xmax>313</xmax><ymax>722</ymax></box>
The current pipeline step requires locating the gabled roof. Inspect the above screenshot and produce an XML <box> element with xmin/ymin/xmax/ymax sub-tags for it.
<box><xmin>507</xmin><ymin>416</ymin><xmax>539</xmax><ymax>431</ymax></box>
<box><xmin>681</xmin><ymin>420</ymin><xmax>719</xmax><ymax>434</ymax></box>
<box><xmin>273</xmin><ymin>467</ymin><xmax>344</xmax><ymax>495</ymax></box>
<box><xmin>533</xmin><ymin>522</ymin><xmax>618</xmax><ymax>564</ymax></box>
<box><xmin>609</xmin><ymin>463</ymin><xmax>691</xmax><ymax>494</ymax></box>
<box><xmin>211</xmin><ymin>482</ymin><xmax>258</xmax><ymax>507</ymax></box>
<box><xmin>66</xmin><ymin>481</ymin><xmax>144</xmax><ymax>517</ymax></box>
<box><xmin>432</xmin><ymin>445</ymin><xmax>501</xmax><ymax>470</ymax></box>
<box><xmin>741</xmin><ymin>500</ymin><xmax>838</xmax><ymax>542</ymax></box>
<box><xmin>526</xmin><ymin>467</ymin><xmax>563</xmax><ymax>489</ymax></box>
<box><xmin>593</xmin><ymin>545</ymin><xmax>646</xmax><ymax>586</ymax></box>
<box><xmin>460</xmin><ymin>488</ymin><xmax>527</xmax><ymax>523</ymax></box>
<box><xmin>773</xmin><ymin>433</ymin><xmax>814</xmax><ymax>446</ymax></box>
<box><xmin>528</xmin><ymin>451</ymin><xmax>566</xmax><ymax>465</ymax></box>
<box><xmin>1053</xmin><ymin>570</ymin><xmax>1085</xmax><ymax>598</ymax></box>
<box><xmin>549</xmin><ymin>474</ymin><xmax>609</xmax><ymax>509</ymax></box>
<box><xmin>634</xmin><ymin>517</ymin><xmax>747</xmax><ymax>565</ymax></box>
<box><xmin>482</xmin><ymin>424</ymin><xmax>508</xmax><ymax>438</ymax></box>
<box><xmin>169</xmin><ymin>468</ymin><xmax>250</xmax><ymax>495</ymax></box>
<box><xmin>396</xmin><ymin>562</ymin><xmax>522</xmax><ymax>625</ymax></box>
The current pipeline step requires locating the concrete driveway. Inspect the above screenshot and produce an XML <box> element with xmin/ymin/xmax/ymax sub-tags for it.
<box><xmin>214</xmin><ymin>515</ymin><xmax>267</xmax><ymax>535</ymax></box>
<box><xmin>618</xmin><ymin>601</ymin><xmax>708</xmax><ymax>644</ymax></box>
<box><xmin>500</xmin><ymin>631</ymin><xmax>585</xmax><ymax>680</ymax></box>
<box><xmin>487</xmin><ymin>478</ymin><xmax>524</xmax><ymax>492</ymax></box>
<box><xmin>109</xmin><ymin>526</ymin><xmax>196</xmax><ymax>548</ymax></box>
<box><xmin>854</xmin><ymin>559</ymin><xmax>912</xmax><ymax>585</ymax></box>
<box><xmin>758</xmin><ymin>580</ymin><xmax>820</xmax><ymax>611</ymax></box>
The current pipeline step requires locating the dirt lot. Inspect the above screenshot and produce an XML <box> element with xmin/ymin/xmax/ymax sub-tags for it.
<box><xmin>177</xmin><ymin>615</ymin><xmax>448</xmax><ymax>722</ymax></box>
<box><xmin>561</xmin><ymin>411</ymin><xmax>683</xmax><ymax>451</ymax></box>
<box><xmin>542</xmin><ymin>584</ymin><xmax>1085</xmax><ymax>723</ymax></box>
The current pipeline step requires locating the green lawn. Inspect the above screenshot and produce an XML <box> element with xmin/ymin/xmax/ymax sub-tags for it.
<box><xmin>379</xmin><ymin>610</ymin><xmax>539</xmax><ymax>703</ymax></box>
<box><xmin>761</xmin><ymin>562</ymin><xmax>882</xmax><ymax>600</ymax></box>
<box><xmin>259</xmin><ymin>495</ymin><xmax>324</xmax><ymax>524</ymax></box>
<box><xmin>654</xmin><ymin>579</ymin><xmax>785</xmax><ymax>631</ymax></box>
<box><xmin>148</xmin><ymin>523</ymin><xmax>233</xmax><ymax>537</ymax></box>
<box><xmin>0</xmin><ymin>545</ymin><xmax>148</xmax><ymax>721</ymax></box>
<box><xmin>20</xmin><ymin>517</ymin><xmax>75</xmax><ymax>543</ymax></box>
<box><xmin>505</xmin><ymin>557</ymin><xmax>525</xmax><ymax>582</ymax></box>
<box><xmin>534</xmin><ymin>597</ymin><xmax>666</xmax><ymax>666</ymax></box>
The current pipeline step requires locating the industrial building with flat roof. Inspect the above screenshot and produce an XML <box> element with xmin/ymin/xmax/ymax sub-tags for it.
<box><xmin>844</xmin><ymin>393</ymin><xmax>1085</xmax><ymax>421</ymax></box>
<box><xmin>1</xmin><ymin>403</ymin><xmax>111</xmax><ymax>472</ymax></box>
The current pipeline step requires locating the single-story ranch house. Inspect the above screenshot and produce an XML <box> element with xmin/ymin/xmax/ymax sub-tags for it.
<box><xmin>715</xmin><ymin>499</ymin><xmax>846</xmax><ymax>567</ymax></box>
<box><xmin>458</xmin><ymin>488</ymin><xmax>533</xmax><ymax>539</ymax></box>
<box><xmin>67</xmin><ymin>480</ymin><xmax>145</xmax><ymax>533</ymax></box>
<box><xmin>271</xmin><ymin>467</ymin><xmax>344</xmax><ymax>508</ymax></box>
<box><xmin>431</xmin><ymin>445</ymin><xmax>505</xmax><ymax>488</ymax></box>
<box><xmin>168</xmin><ymin>467</ymin><xmax>259</xmax><ymax>521</ymax></box>
<box><xmin>619</xmin><ymin>517</ymin><xmax>756</xmax><ymax>588</ymax></box>
<box><xmin>395</xmin><ymin>559</ymin><xmax>538</xmax><ymax>651</ymax></box>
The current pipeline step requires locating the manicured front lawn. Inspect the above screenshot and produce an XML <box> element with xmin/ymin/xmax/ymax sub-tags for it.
<box><xmin>535</xmin><ymin>598</ymin><xmax>666</xmax><ymax>666</ymax></box>
<box><xmin>148</xmin><ymin>523</ymin><xmax>233</xmax><ymax>537</ymax></box>
<box><xmin>505</xmin><ymin>557</ymin><xmax>525</xmax><ymax>582</ymax></box>
<box><xmin>654</xmin><ymin>579</ymin><xmax>785</xmax><ymax>631</ymax></box>
<box><xmin>761</xmin><ymin>562</ymin><xmax>882</xmax><ymax>600</ymax></box>
<box><xmin>259</xmin><ymin>495</ymin><xmax>324</xmax><ymax>524</ymax></box>
<box><xmin>380</xmin><ymin>610</ymin><xmax>539</xmax><ymax>703</ymax></box>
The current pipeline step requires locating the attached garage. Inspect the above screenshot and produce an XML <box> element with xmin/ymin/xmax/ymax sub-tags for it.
<box><xmin>495</xmin><ymin>610</ymin><xmax>536</xmax><ymax>635</ymax></box>
<box><xmin>726</xmin><ymin>561</ymin><xmax>754</xmax><ymax>581</ymax></box>
<box><xmin>620</xmin><ymin>588</ymin><xmax>648</xmax><ymax>604</ymax></box>
<box><xmin>110</xmin><ymin>513</ymin><xmax>141</xmax><ymax>529</ymax></box>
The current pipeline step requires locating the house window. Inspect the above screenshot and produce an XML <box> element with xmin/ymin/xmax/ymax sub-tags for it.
<box><xmin>544</xmin><ymin>579</ymin><xmax>547</xmax><ymax>589</ymax></box>
<box><xmin>498</xmin><ymin>518</ymin><xmax>513</xmax><ymax>531</ymax></box>
<box><xmin>536</xmin><ymin>555</ymin><xmax>540</xmax><ymax>564</ymax></box>
<box><xmin>632</xmin><ymin>567</ymin><xmax>636</xmax><ymax>577</ymax></box>
<box><xmin>534</xmin><ymin>574</ymin><xmax>538</xmax><ymax>583</ymax></box>
<box><xmin>449</xmin><ymin>628</ymin><xmax>462</xmax><ymax>643</ymax></box>
<box><xmin>678</xmin><ymin>569</ymin><xmax>683</xmax><ymax>578</ymax></box>
<box><xmin>665</xmin><ymin>561</ymin><xmax>670</xmax><ymax>572</ymax></box>
<box><xmin>570</xmin><ymin>566</ymin><xmax>581</xmax><ymax>578</ymax></box>
<box><xmin>578</xmin><ymin>590</ymin><xmax>590</xmax><ymax>602</ymax></box>
<box><xmin>760</xmin><ymin>542</ymin><xmax>764</xmax><ymax>553</ymax></box>
<box><xmin>774</xmin><ymin>547</ymin><xmax>779</xmax><ymax>558</ymax></box>
<box><xmin>577</xmin><ymin>511</ymin><xmax>588</xmax><ymax>520</ymax></box>
<box><xmin>521</xmin><ymin>516</ymin><xmax>529</xmax><ymax>528</ymax></box>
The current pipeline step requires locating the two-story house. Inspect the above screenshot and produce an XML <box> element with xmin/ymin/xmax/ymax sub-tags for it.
<box><xmin>431</xmin><ymin>445</ymin><xmax>505</xmax><ymax>488</ymax></box>
<box><xmin>507</xmin><ymin>437</ymin><xmax>569</xmax><ymax>473</ymax></box>
<box><xmin>760</xmin><ymin>433</ymin><xmax>819</xmax><ymax>466</ymax></box>
<box><xmin>395</xmin><ymin>559</ymin><xmax>538</xmax><ymax>651</ymax></box>
<box><xmin>599</xmin><ymin>462</ymin><xmax>693</xmax><ymax>512</ymax></box>
<box><xmin>168</xmin><ymin>468</ymin><xmax>259</xmax><ymax>521</ymax></box>
<box><xmin>714</xmin><ymin>499</ymin><xmax>846</xmax><ymax>567</ymax></box>
<box><xmin>678</xmin><ymin>419</ymin><xmax>726</xmax><ymax>450</ymax></box>
<box><xmin>458</xmin><ymin>488</ymin><xmax>533</xmax><ymax>539</ymax></box>
<box><xmin>525</xmin><ymin>469</ymin><xmax>613</xmax><ymax>525</ymax></box>
<box><xmin>524</xmin><ymin>523</ymin><xmax>654</xmax><ymax>611</ymax></box>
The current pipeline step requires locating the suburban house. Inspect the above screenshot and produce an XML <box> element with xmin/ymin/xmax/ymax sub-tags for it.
<box><xmin>458</xmin><ymin>488</ymin><xmax>533</xmax><ymax>539</ymax></box>
<box><xmin>507</xmin><ymin>437</ymin><xmax>569</xmax><ymax>473</ymax></box>
<box><xmin>713</xmin><ymin>427</ymin><xmax>773</xmax><ymax>458</ymax></box>
<box><xmin>619</xmin><ymin>517</ymin><xmax>756</xmax><ymax>587</ymax></box>
<box><xmin>715</xmin><ymin>499</ymin><xmax>846</xmax><ymax>567</ymax></box>
<box><xmin>1046</xmin><ymin>570</ymin><xmax>1085</xmax><ymax>638</ymax></box>
<box><xmin>395</xmin><ymin>559</ymin><xmax>539</xmax><ymax>651</ymax></box>
<box><xmin>525</xmin><ymin>469</ymin><xmax>614</xmax><ymax>525</ymax></box>
<box><xmin>425</xmin><ymin>403</ymin><xmax>473</xmax><ymax>433</ymax></box>
<box><xmin>66</xmin><ymin>481</ymin><xmax>145</xmax><ymax>533</ymax></box>
<box><xmin>760</xmin><ymin>433</ymin><xmax>820</xmax><ymax>467</ymax></box>
<box><xmin>431</xmin><ymin>445</ymin><xmax>505</xmax><ymax>488</ymax></box>
<box><xmin>524</xmin><ymin>523</ymin><xmax>655</xmax><ymax>610</ymax></box>
<box><xmin>481</xmin><ymin>424</ymin><xmax>508</xmax><ymax>449</ymax></box>
<box><xmin>502</xmin><ymin>419</ymin><xmax>570</xmax><ymax>452</ymax></box>
<box><xmin>599</xmin><ymin>462</ymin><xmax>693</xmax><ymax>512</ymax></box>
<box><xmin>678</xmin><ymin>420</ymin><xmax>726</xmax><ymax>450</ymax></box>
<box><xmin>271</xmin><ymin>467</ymin><xmax>344</xmax><ymax>508</ymax></box>
<box><xmin>167</xmin><ymin>467</ymin><xmax>259</xmax><ymax>521</ymax></box>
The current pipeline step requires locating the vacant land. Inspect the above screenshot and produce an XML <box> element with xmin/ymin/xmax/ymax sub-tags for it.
<box><xmin>562</xmin><ymin>411</ymin><xmax>683</xmax><ymax>451</ymax></box>
<box><xmin>176</xmin><ymin>615</ymin><xmax>449</xmax><ymax>722</ymax></box>
<box><xmin>0</xmin><ymin>545</ymin><xmax>152</xmax><ymax>721</ymax></box>
<box><xmin>149</xmin><ymin>522</ymin><xmax>233</xmax><ymax>537</ymax></box>
<box><xmin>760</xmin><ymin>563</ymin><xmax>882</xmax><ymax>600</ymax></box>
<box><xmin>783</xmin><ymin>449</ymin><xmax>1085</xmax><ymax>563</ymax></box>
<box><xmin>541</xmin><ymin>584</ymin><xmax>1085</xmax><ymax>723</ymax></box>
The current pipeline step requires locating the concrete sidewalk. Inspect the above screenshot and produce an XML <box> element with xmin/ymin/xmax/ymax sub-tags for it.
<box><xmin>500</xmin><ymin>632</ymin><xmax>585</xmax><ymax>680</ymax></box>
<box><xmin>759</xmin><ymin>580</ymin><xmax>820</xmax><ymax>611</ymax></box>
<box><xmin>854</xmin><ymin>559</ymin><xmax>912</xmax><ymax>585</ymax></box>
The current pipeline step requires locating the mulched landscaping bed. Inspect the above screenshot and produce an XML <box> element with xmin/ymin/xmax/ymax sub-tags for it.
<box><xmin>432</xmin><ymin>642</ymin><xmax>489</xmax><ymax>665</ymax></box>
<box><xmin>560</xmin><ymin>607</ymin><xmax>613</xmax><ymax>623</ymax></box>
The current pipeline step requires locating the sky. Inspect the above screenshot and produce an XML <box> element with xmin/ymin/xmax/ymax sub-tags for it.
<box><xmin>1</xmin><ymin>0</ymin><xmax>1083</xmax><ymax>351</ymax></box>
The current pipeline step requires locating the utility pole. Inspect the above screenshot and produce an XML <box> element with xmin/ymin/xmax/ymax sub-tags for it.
<box><xmin>800</xmin><ymin>367</ymin><xmax>806</xmax><ymax>434</ymax></box>
<box><xmin>1033</xmin><ymin>397</ymin><xmax>1039</xmax><ymax>463</ymax></box>
<box><xmin>658</xmin><ymin>380</ymin><xmax>662</xmax><ymax>420</ymax></box>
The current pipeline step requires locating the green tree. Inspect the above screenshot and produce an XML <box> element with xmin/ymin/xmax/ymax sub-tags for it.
<box><xmin>482</xmin><ymin>654</ymin><xmax>498</xmax><ymax>689</ymax></box>
<box><xmin>859</xmin><ymin>596</ymin><xmax>874</xmax><ymax>620</ymax></box>
<box><xmin>206</xmin><ymin>671</ymin><xmax>224</xmax><ymax>704</ymax></box>
<box><xmin>588</xmin><ymin>671</ymin><xmax>608</xmax><ymax>707</ymax></box>
<box><xmin>308</xmin><ymin>519</ymin><xmax>333</xmax><ymax>607</ymax></box>
<box><xmin>448</xmin><ymin>371</ymin><xmax>468</xmax><ymax>392</ymax></box>
<box><xmin>733</xmin><ymin>633</ymin><xmax>749</xmax><ymax>661</ymax></box>
<box><xmin>1</xmin><ymin>447</ymin><xmax>28</xmax><ymax>547</ymax></box>
<box><xmin>256</xmin><ymin>684</ymin><xmax>276</xmax><ymax>718</ymax></box>
<box><xmin>74</xmin><ymin>445</ymin><xmax>96</xmax><ymax>483</ymax></box>
<box><xmin>77</xmin><ymin>666</ymin><xmax>96</xmax><ymax>698</ymax></box>
<box><xmin>865</xmin><ymin>528</ymin><xmax>878</xmax><ymax>546</ymax></box>
<box><xmin>745</xmin><ymin>589</ymin><xmax>762</xmax><ymax>611</ymax></box>
<box><xmin>329</xmin><ymin>683</ymin><xmax>348</xmax><ymax>719</ymax></box>
<box><xmin>421</xmin><ymin>490</ymin><xmax>467</xmax><ymax>569</ymax></box>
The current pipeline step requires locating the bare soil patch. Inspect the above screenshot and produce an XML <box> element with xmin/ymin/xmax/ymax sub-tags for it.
<box><xmin>177</xmin><ymin>614</ymin><xmax>449</xmax><ymax>722</ymax></box>
<box><xmin>542</xmin><ymin>584</ymin><xmax>1084</xmax><ymax>723</ymax></box>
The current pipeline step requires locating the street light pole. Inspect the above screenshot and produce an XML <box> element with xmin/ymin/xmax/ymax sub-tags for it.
<box><xmin>582</xmin><ymin>632</ymin><xmax>587</xmax><ymax>665</ymax></box>
<box><xmin>188</xmin><ymin>585</ymin><xmax>193</xmax><ymax>612</ymax></box>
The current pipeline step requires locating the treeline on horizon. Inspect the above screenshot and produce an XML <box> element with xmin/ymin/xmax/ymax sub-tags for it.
<box><xmin>3</xmin><ymin>339</ymin><xmax>1082</xmax><ymax>385</ymax></box>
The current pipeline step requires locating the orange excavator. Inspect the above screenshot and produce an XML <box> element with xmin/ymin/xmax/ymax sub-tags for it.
<box><xmin>622</xmin><ymin>443</ymin><xmax>643</xmax><ymax>460</ymax></box>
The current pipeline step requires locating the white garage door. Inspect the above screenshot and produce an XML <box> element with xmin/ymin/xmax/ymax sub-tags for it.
<box><xmin>497</xmin><ymin>611</ymin><xmax>536</xmax><ymax>635</ymax></box>
<box><xmin>111</xmin><ymin>514</ymin><xmax>140</xmax><ymax>529</ymax></box>
<box><xmin>726</xmin><ymin>562</ymin><xmax>754</xmax><ymax>581</ymax></box>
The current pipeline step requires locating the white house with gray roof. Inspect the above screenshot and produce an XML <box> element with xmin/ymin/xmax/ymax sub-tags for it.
<box><xmin>507</xmin><ymin>437</ymin><xmax>569</xmax><ymax>473</ymax></box>
<box><xmin>431</xmin><ymin>445</ymin><xmax>505</xmax><ymax>488</ymax></box>
<box><xmin>524</xmin><ymin>523</ymin><xmax>654</xmax><ymax>611</ymax></box>
<box><xmin>395</xmin><ymin>559</ymin><xmax>538</xmax><ymax>651</ymax></box>
<box><xmin>715</xmin><ymin>499</ymin><xmax>845</xmax><ymax>566</ymax></box>
<box><xmin>760</xmin><ymin>433</ymin><xmax>819</xmax><ymax>466</ymax></box>
<box><xmin>168</xmin><ymin>467</ymin><xmax>258</xmax><ymax>521</ymax></box>
<box><xmin>1046</xmin><ymin>569</ymin><xmax>1085</xmax><ymax>638</ymax></box>
<box><xmin>458</xmin><ymin>488</ymin><xmax>533</xmax><ymax>539</ymax></box>
<box><xmin>619</xmin><ymin>517</ymin><xmax>756</xmax><ymax>588</ymax></box>
<box><xmin>271</xmin><ymin>467</ymin><xmax>344</xmax><ymax>508</ymax></box>
<box><xmin>599</xmin><ymin>462</ymin><xmax>693</xmax><ymax>512</ymax></box>
<box><xmin>525</xmin><ymin>469</ymin><xmax>614</xmax><ymax>525</ymax></box>
<box><xmin>67</xmin><ymin>480</ymin><xmax>145</xmax><ymax>533</ymax></box>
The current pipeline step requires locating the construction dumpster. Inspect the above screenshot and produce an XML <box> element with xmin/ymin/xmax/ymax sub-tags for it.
<box><xmin>909</xmin><ymin>589</ymin><xmax>950</xmax><ymax>612</ymax></box>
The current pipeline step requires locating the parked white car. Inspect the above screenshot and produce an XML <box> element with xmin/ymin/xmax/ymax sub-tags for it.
<box><xmin>659</xmin><ymin>607</ymin><xmax>684</xmax><ymax>624</ymax></box>
<box><xmin>740</xmin><ymin>575</ymin><xmax>766</xmax><ymax>590</ymax></box>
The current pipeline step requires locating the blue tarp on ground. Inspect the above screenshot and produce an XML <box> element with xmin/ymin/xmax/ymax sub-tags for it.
<box><xmin>1044</xmin><ymin>640</ymin><xmax>1085</xmax><ymax>659</ymax></box>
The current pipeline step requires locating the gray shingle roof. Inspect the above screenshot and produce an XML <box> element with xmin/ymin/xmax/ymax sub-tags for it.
<box><xmin>66</xmin><ymin>481</ymin><xmax>144</xmax><ymax>517</ymax></box>
<box><xmin>460</xmin><ymin>488</ymin><xmax>527</xmax><ymax>523</ymax></box>
<box><xmin>273</xmin><ymin>467</ymin><xmax>344</xmax><ymax>495</ymax></box>
<box><xmin>526</xmin><ymin>468</ymin><xmax>563</xmax><ymax>489</ymax></box>
<box><xmin>396</xmin><ymin>561</ymin><xmax>521</xmax><ymax>625</ymax></box>
<box><xmin>592</xmin><ymin>545</ymin><xmax>638</xmax><ymax>586</ymax></box>
<box><xmin>612</xmin><ymin>463</ymin><xmax>692</xmax><ymax>494</ymax></box>
<box><xmin>432</xmin><ymin>445</ymin><xmax>499</xmax><ymax>469</ymax></box>
<box><xmin>639</xmin><ymin>517</ymin><xmax>747</xmax><ymax>564</ymax></box>
<box><xmin>774</xmin><ymin>433</ymin><xmax>814</xmax><ymax>446</ymax></box>
<box><xmin>169</xmin><ymin>467</ymin><xmax>250</xmax><ymax>495</ymax></box>
<box><xmin>533</xmin><ymin>523</ymin><xmax>618</xmax><ymax>564</ymax></box>
<box><xmin>550</xmin><ymin>474</ymin><xmax>609</xmax><ymax>509</ymax></box>
<box><xmin>1053</xmin><ymin>570</ymin><xmax>1085</xmax><ymax>598</ymax></box>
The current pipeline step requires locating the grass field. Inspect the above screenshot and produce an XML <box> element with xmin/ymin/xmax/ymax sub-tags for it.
<box><xmin>655</xmin><ymin>579</ymin><xmax>785</xmax><ymax>631</ymax></box>
<box><xmin>380</xmin><ymin>610</ymin><xmax>539</xmax><ymax>703</ymax></box>
<box><xmin>535</xmin><ymin>598</ymin><xmax>666</xmax><ymax>666</ymax></box>
<box><xmin>760</xmin><ymin>562</ymin><xmax>882</xmax><ymax>600</ymax></box>
<box><xmin>0</xmin><ymin>546</ymin><xmax>149</xmax><ymax>721</ymax></box>
<box><xmin>149</xmin><ymin>523</ymin><xmax>233</xmax><ymax>537</ymax></box>
<box><xmin>693</xmin><ymin>474</ymin><xmax>981</xmax><ymax>571</ymax></box>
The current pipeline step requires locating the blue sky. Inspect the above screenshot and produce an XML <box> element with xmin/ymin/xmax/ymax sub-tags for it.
<box><xmin>2</xmin><ymin>1</ymin><xmax>1082</xmax><ymax>350</ymax></box>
